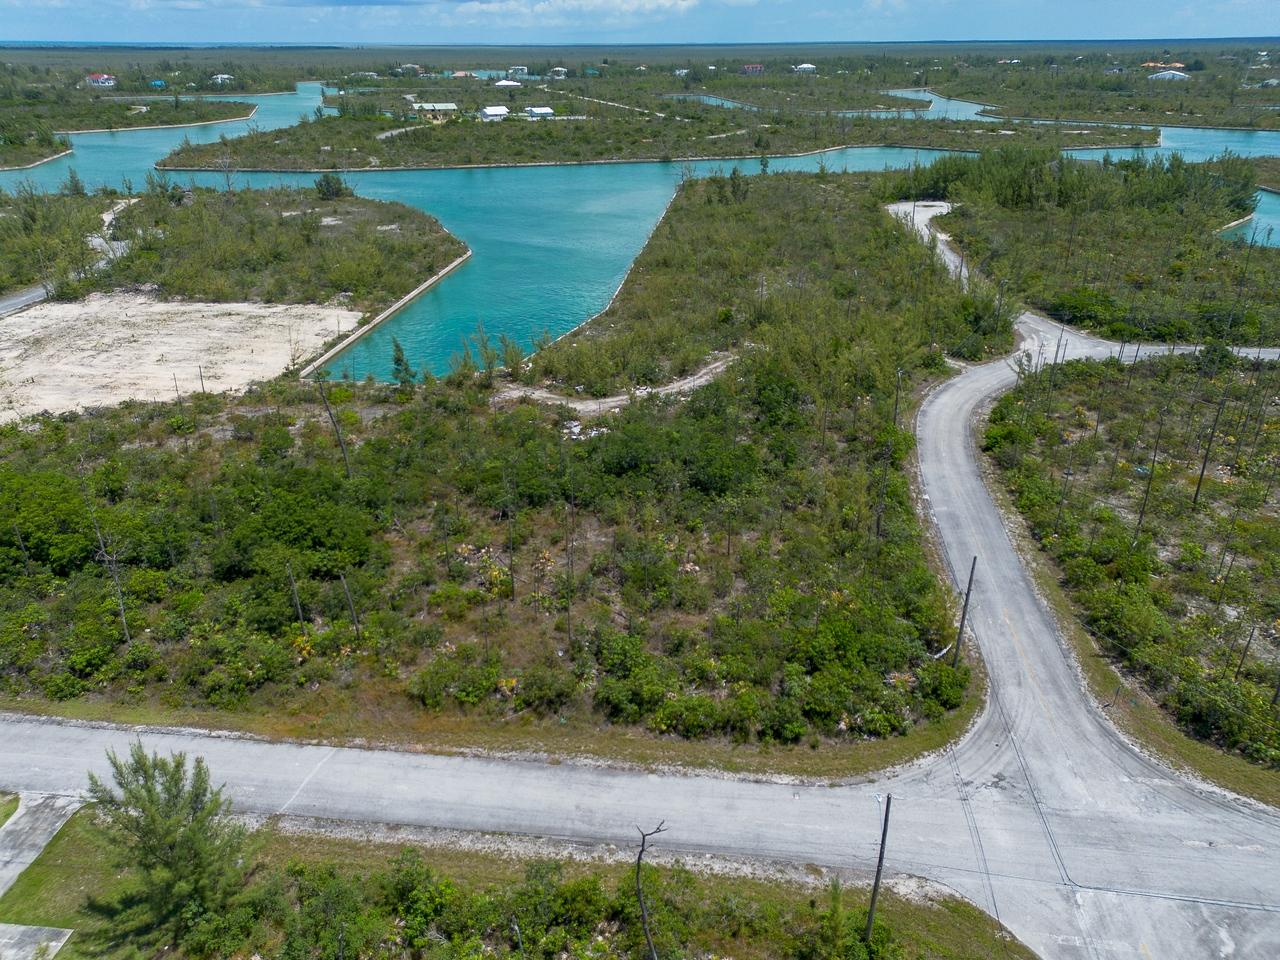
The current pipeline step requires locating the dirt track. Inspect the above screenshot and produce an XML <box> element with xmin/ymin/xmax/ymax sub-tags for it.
<box><xmin>492</xmin><ymin>352</ymin><xmax>736</xmax><ymax>414</ymax></box>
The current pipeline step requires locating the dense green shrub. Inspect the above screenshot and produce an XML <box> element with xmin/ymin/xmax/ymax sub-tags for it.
<box><xmin>160</xmin><ymin>846</ymin><xmax>919</xmax><ymax>960</ymax></box>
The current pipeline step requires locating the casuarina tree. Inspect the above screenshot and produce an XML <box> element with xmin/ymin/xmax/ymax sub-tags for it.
<box><xmin>87</xmin><ymin>743</ymin><xmax>247</xmax><ymax>941</ymax></box>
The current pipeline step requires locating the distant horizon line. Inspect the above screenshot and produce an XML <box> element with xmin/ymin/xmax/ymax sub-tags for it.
<box><xmin>4</xmin><ymin>36</ymin><xmax>1280</xmax><ymax>50</ymax></box>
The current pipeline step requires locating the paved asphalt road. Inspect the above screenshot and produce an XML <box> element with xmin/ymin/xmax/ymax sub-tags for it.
<box><xmin>3</xmin><ymin>204</ymin><xmax>1280</xmax><ymax>959</ymax></box>
<box><xmin>0</xmin><ymin>285</ymin><xmax>47</xmax><ymax>321</ymax></box>
<box><xmin>0</xmin><ymin>199</ymin><xmax>134</xmax><ymax>320</ymax></box>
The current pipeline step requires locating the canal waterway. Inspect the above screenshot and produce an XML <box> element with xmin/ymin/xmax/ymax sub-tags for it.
<box><xmin>3</xmin><ymin>83</ymin><xmax>1279</xmax><ymax>380</ymax></box>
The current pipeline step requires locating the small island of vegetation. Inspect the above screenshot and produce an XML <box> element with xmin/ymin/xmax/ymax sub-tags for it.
<box><xmin>157</xmin><ymin>101</ymin><xmax>1156</xmax><ymax>171</ymax></box>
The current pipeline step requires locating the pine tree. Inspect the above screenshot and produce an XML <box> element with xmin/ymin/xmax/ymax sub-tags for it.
<box><xmin>391</xmin><ymin>337</ymin><xmax>416</xmax><ymax>394</ymax></box>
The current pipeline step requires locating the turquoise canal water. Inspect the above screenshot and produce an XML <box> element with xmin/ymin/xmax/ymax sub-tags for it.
<box><xmin>667</xmin><ymin>88</ymin><xmax>993</xmax><ymax>121</ymax></box>
<box><xmin>3</xmin><ymin>83</ymin><xmax>1279</xmax><ymax>381</ymax></box>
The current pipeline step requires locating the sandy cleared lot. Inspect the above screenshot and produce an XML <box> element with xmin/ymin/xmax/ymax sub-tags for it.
<box><xmin>0</xmin><ymin>292</ymin><xmax>361</xmax><ymax>422</ymax></box>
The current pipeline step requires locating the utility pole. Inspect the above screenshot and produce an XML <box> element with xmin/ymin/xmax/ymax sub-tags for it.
<box><xmin>864</xmin><ymin>795</ymin><xmax>892</xmax><ymax>945</ymax></box>
<box><xmin>953</xmin><ymin>556</ymin><xmax>977</xmax><ymax>668</ymax></box>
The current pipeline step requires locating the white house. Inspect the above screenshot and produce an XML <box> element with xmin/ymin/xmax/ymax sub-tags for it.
<box><xmin>494</xmin><ymin>78</ymin><xmax>521</xmax><ymax>88</ymax></box>
<box><xmin>525</xmin><ymin>106</ymin><xmax>555</xmax><ymax>119</ymax></box>
<box><xmin>211</xmin><ymin>74</ymin><xmax>235</xmax><ymax>85</ymax></box>
<box><xmin>1148</xmin><ymin>69</ymin><xmax>1190</xmax><ymax>81</ymax></box>
<box><xmin>673</xmin><ymin>68</ymin><xmax>689</xmax><ymax>77</ymax></box>
<box><xmin>480</xmin><ymin>105</ymin><xmax>510</xmax><ymax>122</ymax></box>
<box><xmin>86</xmin><ymin>73</ymin><xmax>117</xmax><ymax>88</ymax></box>
<box><xmin>414</xmin><ymin>102</ymin><xmax>458</xmax><ymax>118</ymax></box>
<box><xmin>508</xmin><ymin>65</ymin><xmax>529</xmax><ymax>76</ymax></box>
<box><xmin>549</xmin><ymin>66</ymin><xmax>568</xmax><ymax>80</ymax></box>
<box><xmin>793</xmin><ymin>63</ymin><xmax>817</xmax><ymax>74</ymax></box>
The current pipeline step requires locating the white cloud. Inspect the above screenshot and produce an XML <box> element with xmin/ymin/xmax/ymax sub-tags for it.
<box><xmin>442</xmin><ymin>0</ymin><xmax>698</xmax><ymax>27</ymax></box>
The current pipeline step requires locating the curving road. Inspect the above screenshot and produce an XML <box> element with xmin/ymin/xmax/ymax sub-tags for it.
<box><xmin>3</xmin><ymin>205</ymin><xmax>1280</xmax><ymax>958</ymax></box>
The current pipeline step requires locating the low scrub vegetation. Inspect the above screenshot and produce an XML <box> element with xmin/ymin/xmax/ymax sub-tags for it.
<box><xmin>0</xmin><ymin>117</ymin><xmax>69</xmax><ymax>168</ymax></box>
<box><xmin>933</xmin><ymin>54</ymin><xmax>1280</xmax><ymax>129</ymax></box>
<box><xmin>156</xmin><ymin>105</ymin><xmax>1155</xmax><ymax>171</ymax></box>
<box><xmin>0</xmin><ymin>182</ymin><xmax>106</xmax><ymax>295</ymax></box>
<box><xmin>0</xmin><ymin>94</ymin><xmax>253</xmax><ymax>135</ymax></box>
<box><xmin>534</xmin><ymin>169</ymin><xmax>1013</xmax><ymax>395</ymax></box>
<box><xmin>2</xmin><ymin>176</ymin><xmax>464</xmax><ymax>312</ymax></box>
<box><xmin>1256</xmin><ymin>156</ymin><xmax>1280</xmax><ymax>192</ymax></box>
<box><xmin>90</xmin><ymin>180</ymin><xmax>465</xmax><ymax>312</ymax></box>
<box><xmin>889</xmin><ymin>147</ymin><xmax>1278</xmax><ymax>345</ymax></box>
<box><xmin>1</xmin><ymin>58</ymin><xmax>299</xmax><ymax>96</ymax></box>
<box><xmin>985</xmin><ymin>352</ymin><xmax>1280</xmax><ymax>766</ymax></box>
<box><xmin>0</xmin><ymin>172</ymin><xmax>1009</xmax><ymax>751</ymax></box>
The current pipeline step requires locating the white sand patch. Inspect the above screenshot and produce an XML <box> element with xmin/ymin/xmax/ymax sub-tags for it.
<box><xmin>0</xmin><ymin>292</ymin><xmax>360</xmax><ymax>422</ymax></box>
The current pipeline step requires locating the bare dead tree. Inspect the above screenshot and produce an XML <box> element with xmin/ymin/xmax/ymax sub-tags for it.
<box><xmin>91</xmin><ymin>510</ymin><xmax>131</xmax><ymax>645</ymax></box>
<box><xmin>635</xmin><ymin>821</ymin><xmax>668</xmax><ymax>960</ymax></box>
<box><xmin>1234</xmin><ymin>624</ymin><xmax>1257</xmax><ymax>683</ymax></box>
<box><xmin>1132</xmin><ymin>416</ymin><xmax>1164</xmax><ymax>545</ymax></box>
<box><xmin>12</xmin><ymin>523</ymin><xmax>32</xmax><ymax>576</ymax></box>
<box><xmin>316</xmin><ymin>381</ymin><xmax>353</xmax><ymax>479</ymax></box>
<box><xmin>339</xmin><ymin>571</ymin><xmax>362</xmax><ymax>642</ymax></box>
<box><xmin>1192</xmin><ymin>392</ymin><xmax>1227</xmax><ymax>508</ymax></box>
<box><xmin>287</xmin><ymin>560</ymin><xmax>307</xmax><ymax>634</ymax></box>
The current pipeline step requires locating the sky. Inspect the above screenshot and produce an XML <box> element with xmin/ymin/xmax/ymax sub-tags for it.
<box><xmin>3</xmin><ymin>0</ymin><xmax>1279</xmax><ymax>46</ymax></box>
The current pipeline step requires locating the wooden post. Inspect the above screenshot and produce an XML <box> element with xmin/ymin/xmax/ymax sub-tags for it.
<box><xmin>953</xmin><ymin>556</ymin><xmax>977</xmax><ymax>668</ymax></box>
<box><xmin>864</xmin><ymin>795</ymin><xmax>892</xmax><ymax>945</ymax></box>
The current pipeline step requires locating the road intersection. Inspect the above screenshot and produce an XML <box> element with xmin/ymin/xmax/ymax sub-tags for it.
<box><xmin>2</xmin><ymin>203</ymin><xmax>1279</xmax><ymax>958</ymax></box>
